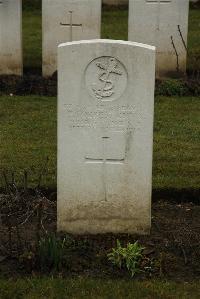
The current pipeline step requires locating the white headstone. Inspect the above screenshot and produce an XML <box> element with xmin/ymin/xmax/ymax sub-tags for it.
<box><xmin>0</xmin><ymin>0</ymin><xmax>22</xmax><ymax>75</ymax></box>
<box><xmin>42</xmin><ymin>0</ymin><xmax>102</xmax><ymax>77</ymax></box>
<box><xmin>128</xmin><ymin>0</ymin><xmax>189</xmax><ymax>77</ymax></box>
<box><xmin>58</xmin><ymin>39</ymin><xmax>155</xmax><ymax>234</ymax></box>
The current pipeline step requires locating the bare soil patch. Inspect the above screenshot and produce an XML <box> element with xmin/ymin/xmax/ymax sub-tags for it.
<box><xmin>0</xmin><ymin>190</ymin><xmax>199</xmax><ymax>281</ymax></box>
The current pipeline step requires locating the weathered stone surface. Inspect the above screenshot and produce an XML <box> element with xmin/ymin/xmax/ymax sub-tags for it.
<box><xmin>128</xmin><ymin>0</ymin><xmax>189</xmax><ymax>77</ymax></box>
<box><xmin>42</xmin><ymin>0</ymin><xmax>101</xmax><ymax>77</ymax></box>
<box><xmin>0</xmin><ymin>0</ymin><xmax>22</xmax><ymax>75</ymax></box>
<box><xmin>58</xmin><ymin>39</ymin><xmax>155</xmax><ymax>235</ymax></box>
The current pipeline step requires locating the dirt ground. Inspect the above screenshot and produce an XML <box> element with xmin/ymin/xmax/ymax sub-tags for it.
<box><xmin>0</xmin><ymin>74</ymin><xmax>200</xmax><ymax>97</ymax></box>
<box><xmin>0</xmin><ymin>191</ymin><xmax>199</xmax><ymax>281</ymax></box>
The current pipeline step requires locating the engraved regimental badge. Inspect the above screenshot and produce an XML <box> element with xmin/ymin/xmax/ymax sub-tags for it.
<box><xmin>85</xmin><ymin>56</ymin><xmax>128</xmax><ymax>102</ymax></box>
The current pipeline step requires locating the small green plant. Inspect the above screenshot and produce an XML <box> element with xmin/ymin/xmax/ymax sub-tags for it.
<box><xmin>107</xmin><ymin>240</ymin><xmax>145</xmax><ymax>277</ymax></box>
<box><xmin>37</xmin><ymin>234</ymin><xmax>70</xmax><ymax>271</ymax></box>
<box><xmin>19</xmin><ymin>250</ymin><xmax>36</xmax><ymax>273</ymax></box>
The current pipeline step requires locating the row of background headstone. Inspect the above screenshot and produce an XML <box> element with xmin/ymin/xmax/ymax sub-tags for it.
<box><xmin>0</xmin><ymin>0</ymin><xmax>189</xmax><ymax>78</ymax></box>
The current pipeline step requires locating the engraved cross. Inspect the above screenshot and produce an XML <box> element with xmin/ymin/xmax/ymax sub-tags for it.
<box><xmin>85</xmin><ymin>137</ymin><xmax>125</xmax><ymax>165</ymax></box>
<box><xmin>146</xmin><ymin>0</ymin><xmax>171</xmax><ymax>3</ymax></box>
<box><xmin>85</xmin><ymin>136</ymin><xmax>125</xmax><ymax>201</ymax></box>
<box><xmin>146</xmin><ymin>0</ymin><xmax>171</xmax><ymax>30</ymax></box>
<box><xmin>60</xmin><ymin>11</ymin><xmax>82</xmax><ymax>42</ymax></box>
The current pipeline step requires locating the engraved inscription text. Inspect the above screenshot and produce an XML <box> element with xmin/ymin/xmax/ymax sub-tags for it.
<box><xmin>64</xmin><ymin>103</ymin><xmax>137</xmax><ymax>131</ymax></box>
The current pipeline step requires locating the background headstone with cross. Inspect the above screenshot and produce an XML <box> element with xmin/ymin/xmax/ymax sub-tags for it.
<box><xmin>128</xmin><ymin>0</ymin><xmax>189</xmax><ymax>77</ymax></box>
<box><xmin>0</xmin><ymin>0</ymin><xmax>23</xmax><ymax>75</ymax></box>
<box><xmin>42</xmin><ymin>0</ymin><xmax>101</xmax><ymax>77</ymax></box>
<box><xmin>57</xmin><ymin>39</ymin><xmax>155</xmax><ymax>234</ymax></box>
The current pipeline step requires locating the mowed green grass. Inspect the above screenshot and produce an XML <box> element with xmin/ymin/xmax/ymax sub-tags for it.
<box><xmin>0</xmin><ymin>96</ymin><xmax>199</xmax><ymax>190</ymax></box>
<box><xmin>0</xmin><ymin>96</ymin><xmax>56</xmax><ymax>189</ymax></box>
<box><xmin>0</xmin><ymin>278</ymin><xmax>200</xmax><ymax>299</ymax></box>
<box><xmin>188</xmin><ymin>8</ymin><xmax>200</xmax><ymax>72</ymax></box>
<box><xmin>23</xmin><ymin>9</ymin><xmax>42</xmax><ymax>72</ymax></box>
<box><xmin>22</xmin><ymin>6</ymin><xmax>200</xmax><ymax>72</ymax></box>
<box><xmin>153</xmin><ymin>96</ymin><xmax>200</xmax><ymax>190</ymax></box>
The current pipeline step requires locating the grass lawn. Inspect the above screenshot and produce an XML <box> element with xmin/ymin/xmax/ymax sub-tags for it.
<box><xmin>23</xmin><ymin>9</ymin><xmax>42</xmax><ymax>72</ymax></box>
<box><xmin>187</xmin><ymin>7</ymin><xmax>200</xmax><ymax>72</ymax></box>
<box><xmin>0</xmin><ymin>96</ymin><xmax>56</xmax><ymax>189</ymax></box>
<box><xmin>0</xmin><ymin>278</ymin><xmax>200</xmax><ymax>299</ymax></box>
<box><xmin>0</xmin><ymin>95</ymin><xmax>199</xmax><ymax>191</ymax></box>
<box><xmin>22</xmin><ymin>5</ymin><xmax>200</xmax><ymax>73</ymax></box>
